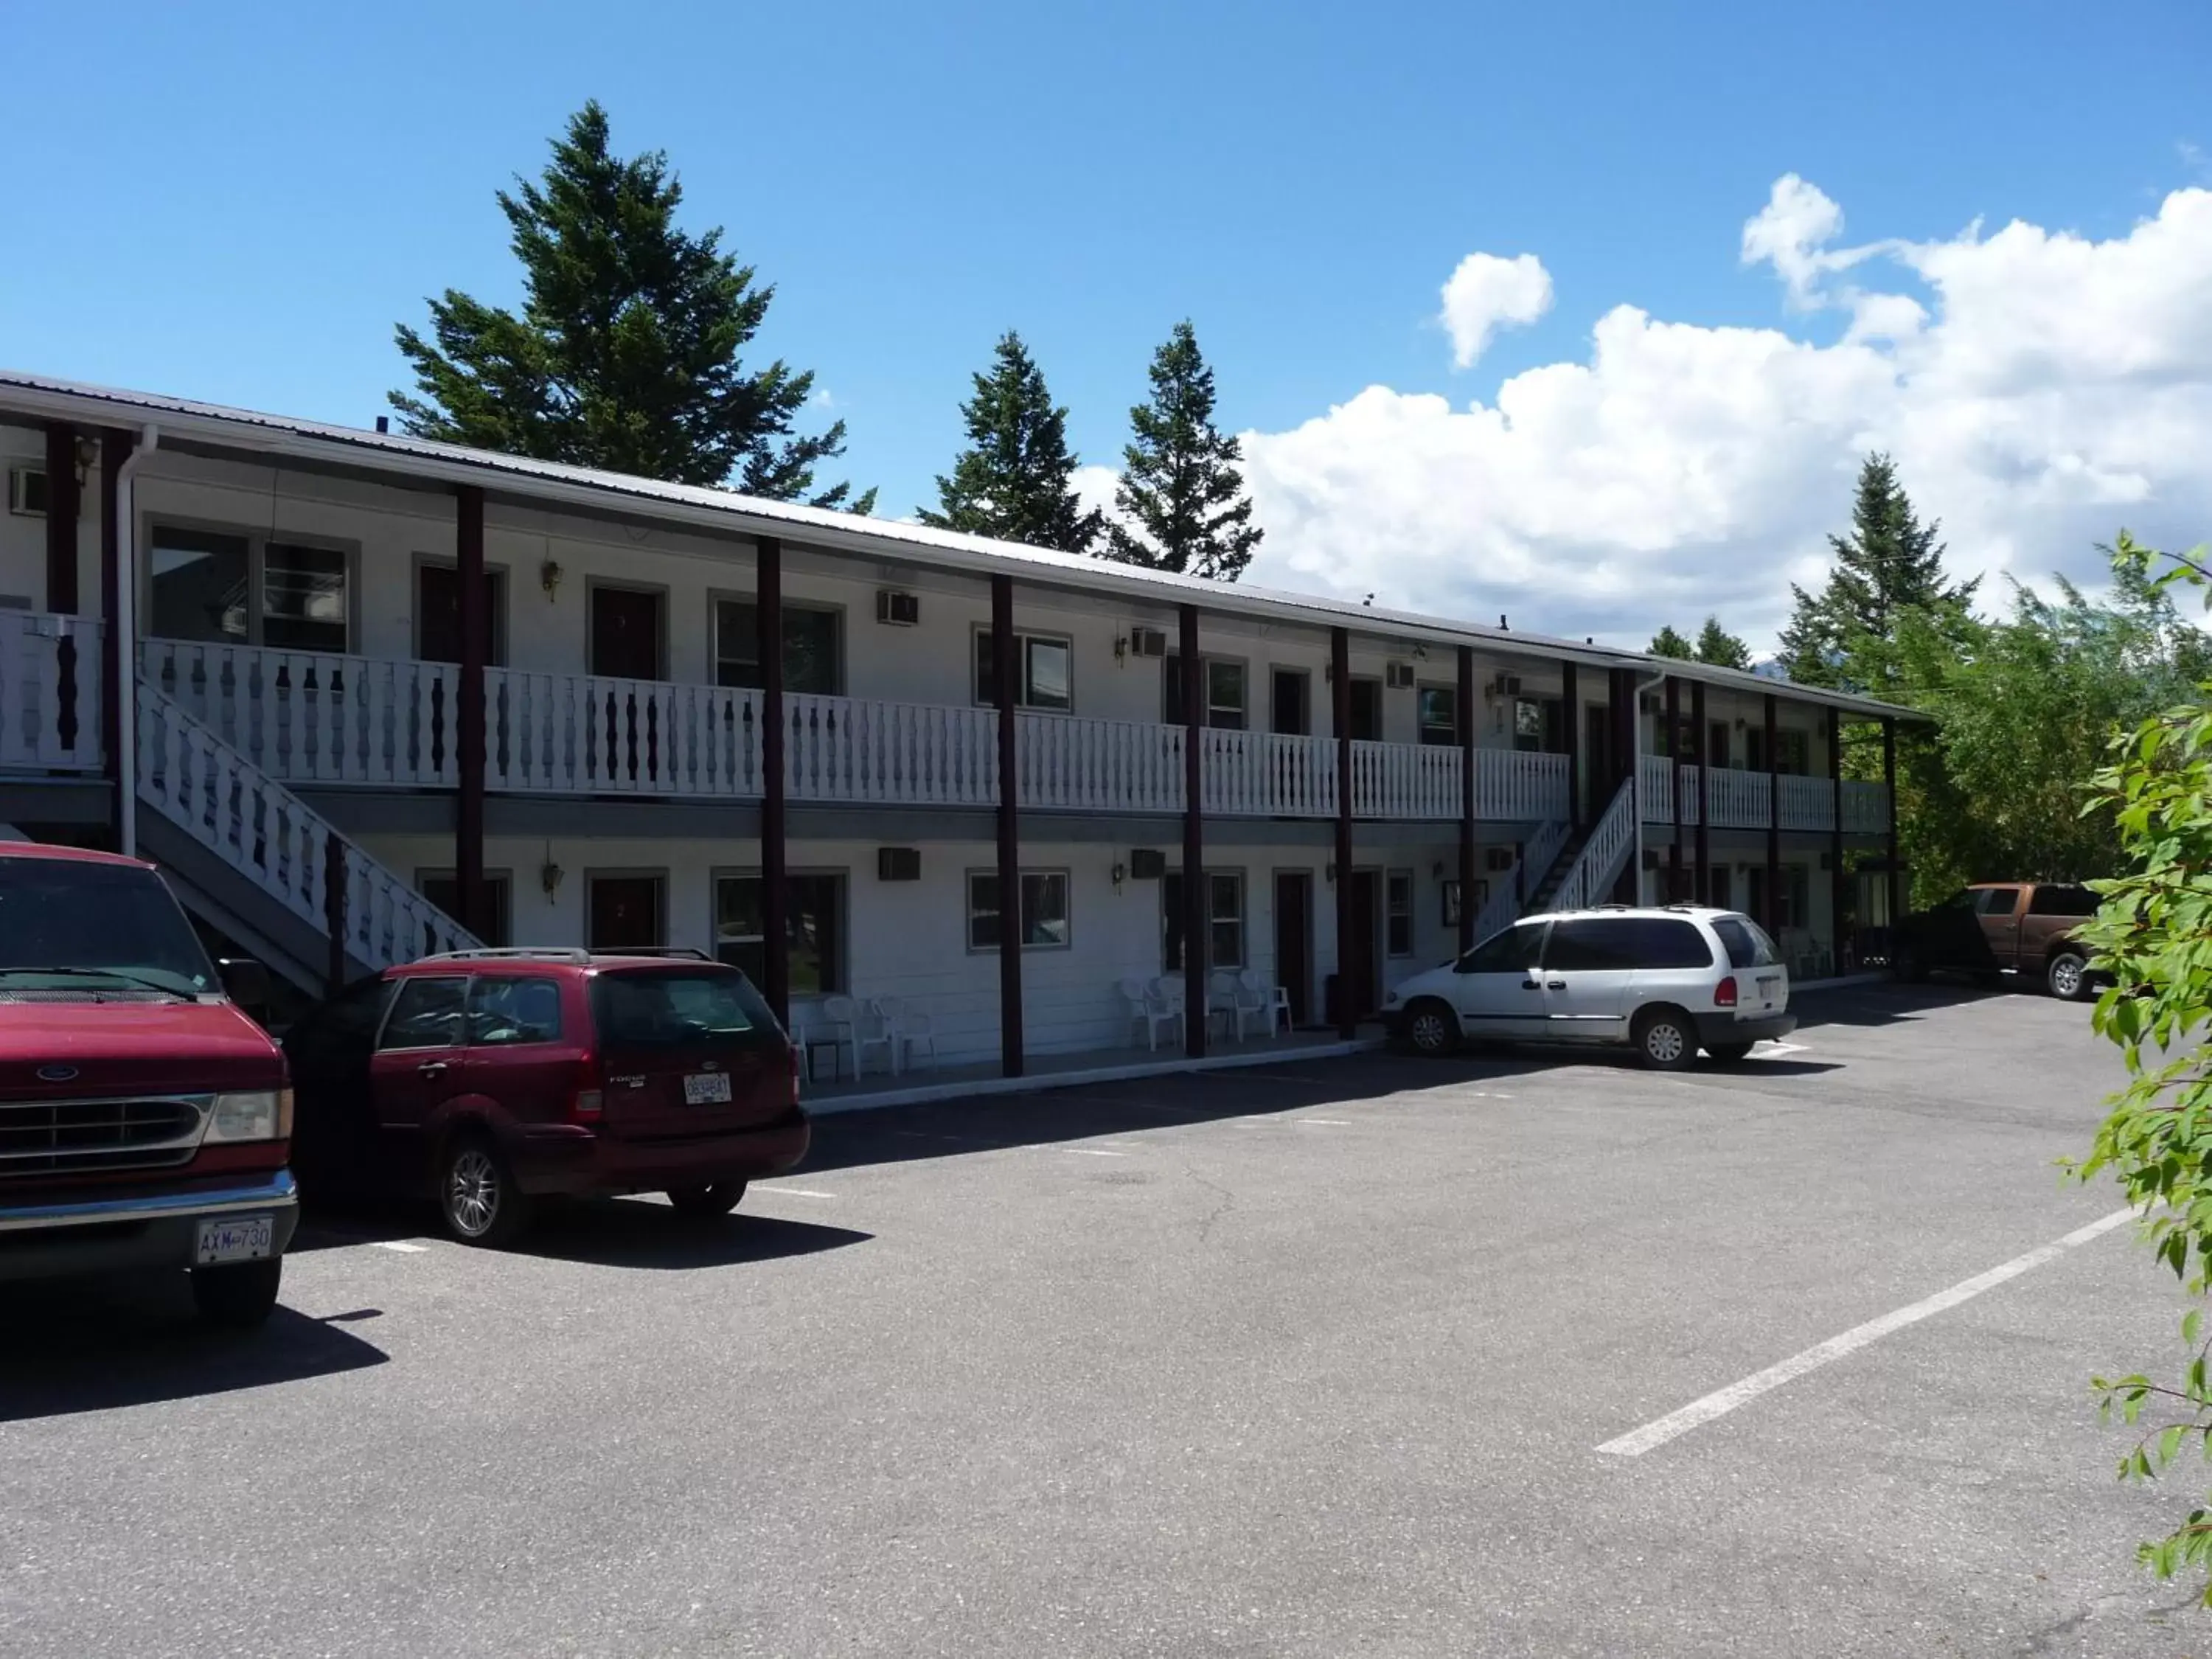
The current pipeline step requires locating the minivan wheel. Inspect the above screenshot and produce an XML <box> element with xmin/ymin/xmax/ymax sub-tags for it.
<box><xmin>190</xmin><ymin>1257</ymin><xmax>282</xmax><ymax>1328</ymax></box>
<box><xmin>667</xmin><ymin>1183</ymin><xmax>748</xmax><ymax>1218</ymax></box>
<box><xmin>1635</xmin><ymin>1009</ymin><xmax>1697</xmax><ymax>1071</ymax></box>
<box><xmin>2048</xmin><ymin>952</ymin><xmax>2090</xmax><ymax>1003</ymax></box>
<box><xmin>439</xmin><ymin>1133</ymin><xmax>531</xmax><ymax>1247</ymax></box>
<box><xmin>1403</xmin><ymin>1000</ymin><xmax>1460</xmax><ymax>1058</ymax></box>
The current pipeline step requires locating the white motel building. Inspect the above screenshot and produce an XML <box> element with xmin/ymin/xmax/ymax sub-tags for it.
<box><xmin>0</xmin><ymin>373</ymin><xmax>1911</xmax><ymax>1097</ymax></box>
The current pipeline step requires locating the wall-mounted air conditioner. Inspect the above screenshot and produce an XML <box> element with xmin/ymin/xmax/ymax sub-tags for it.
<box><xmin>1488</xmin><ymin>672</ymin><xmax>1521</xmax><ymax>699</ymax></box>
<box><xmin>875</xmin><ymin>590</ymin><xmax>920</xmax><ymax>626</ymax></box>
<box><xmin>1130</xmin><ymin>627</ymin><xmax>1168</xmax><ymax>658</ymax></box>
<box><xmin>1130</xmin><ymin>849</ymin><xmax>1167</xmax><ymax>880</ymax></box>
<box><xmin>1385</xmin><ymin>661</ymin><xmax>1416</xmax><ymax>689</ymax></box>
<box><xmin>877</xmin><ymin>847</ymin><xmax>922</xmax><ymax>881</ymax></box>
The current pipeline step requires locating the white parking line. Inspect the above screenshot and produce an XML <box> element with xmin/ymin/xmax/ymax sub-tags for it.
<box><xmin>1596</xmin><ymin>1207</ymin><xmax>2136</xmax><ymax>1458</ymax></box>
<box><xmin>1293</xmin><ymin>1118</ymin><xmax>1352</xmax><ymax>1126</ymax></box>
<box><xmin>373</xmin><ymin>1240</ymin><xmax>431</xmax><ymax>1253</ymax></box>
<box><xmin>1066</xmin><ymin>1148</ymin><xmax>1128</xmax><ymax>1158</ymax></box>
<box><xmin>1758</xmin><ymin>1040</ymin><xmax>1810</xmax><ymax>1056</ymax></box>
<box><xmin>751</xmin><ymin>1185</ymin><xmax>838</xmax><ymax>1199</ymax></box>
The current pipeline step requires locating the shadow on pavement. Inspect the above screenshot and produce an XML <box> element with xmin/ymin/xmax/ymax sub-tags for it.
<box><xmin>0</xmin><ymin>1275</ymin><xmax>387</xmax><ymax>1423</ymax></box>
<box><xmin>1792</xmin><ymin>981</ymin><xmax>2007</xmax><ymax>1032</ymax></box>
<box><xmin>518</xmin><ymin>1200</ymin><xmax>871</xmax><ymax>1270</ymax></box>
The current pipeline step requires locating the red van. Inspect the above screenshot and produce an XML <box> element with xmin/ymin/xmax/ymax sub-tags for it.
<box><xmin>283</xmin><ymin>949</ymin><xmax>810</xmax><ymax>1245</ymax></box>
<box><xmin>0</xmin><ymin>842</ymin><xmax>296</xmax><ymax>1326</ymax></box>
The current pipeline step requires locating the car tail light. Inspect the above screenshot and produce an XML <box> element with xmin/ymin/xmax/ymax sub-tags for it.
<box><xmin>1714</xmin><ymin>975</ymin><xmax>1739</xmax><ymax>1008</ymax></box>
<box><xmin>568</xmin><ymin>1053</ymin><xmax>604</xmax><ymax>1124</ymax></box>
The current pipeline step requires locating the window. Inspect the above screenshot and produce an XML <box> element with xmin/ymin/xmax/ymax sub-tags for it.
<box><xmin>417</xmin><ymin>872</ymin><xmax>512</xmax><ymax>949</ymax></box>
<box><xmin>1160</xmin><ymin>870</ymin><xmax>1245</xmax><ymax>970</ymax></box>
<box><xmin>713</xmin><ymin>599</ymin><xmax>842</xmax><ymax>694</ymax></box>
<box><xmin>1775</xmin><ymin>730</ymin><xmax>1811</xmax><ymax>776</ymax></box>
<box><xmin>2028</xmin><ymin>885</ymin><xmax>2098</xmax><ymax>917</ymax></box>
<box><xmin>1542</xmin><ymin>919</ymin><xmax>1638</xmax><ymax>972</ymax></box>
<box><xmin>588</xmin><ymin>874</ymin><xmax>666</xmax><ymax>950</ymax></box>
<box><xmin>416</xmin><ymin>562</ymin><xmax>507</xmax><ymax>666</ymax></box>
<box><xmin>1417</xmin><ymin>688</ymin><xmax>1457</xmax><ymax>747</ymax></box>
<box><xmin>590</xmin><ymin>970</ymin><xmax>778</xmax><ymax>1048</ymax></box>
<box><xmin>1512</xmin><ymin>698</ymin><xmax>1545</xmax><ymax>753</ymax></box>
<box><xmin>1458</xmin><ymin>921</ymin><xmax>1545</xmax><ymax>975</ymax></box>
<box><xmin>1164</xmin><ymin>656</ymin><xmax>1248</xmax><ymax>729</ymax></box>
<box><xmin>1747</xmin><ymin>866</ymin><xmax>1812</xmax><ymax>931</ymax></box>
<box><xmin>1711</xmin><ymin>916</ymin><xmax>1779</xmax><ymax>969</ymax></box>
<box><xmin>1974</xmin><ymin>886</ymin><xmax>2023</xmax><ymax>918</ymax></box>
<box><xmin>467</xmin><ymin>977</ymin><xmax>565</xmax><ymax>1046</ymax></box>
<box><xmin>714</xmin><ymin>873</ymin><xmax>845</xmax><ymax>993</ymax></box>
<box><xmin>968</xmin><ymin>869</ymin><xmax>1071</xmax><ymax>950</ymax></box>
<box><xmin>1387</xmin><ymin>872</ymin><xmax>1415</xmax><ymax>956</ymax></box>
<box><xmin>1344</xmin><ymin>678</ymin><xmax>1384</xmax><ymax>741</ymax></box>
<box><xmin>147</xmin><ymin>523</ymin><xmax>352</xmax><ymax>652</ymax></box>
<box><xmin>976</xmin><ymin>630</ymin><xmax>1072</xmax><ymax>711</ymax></box>
<box><xmin>377</xmin><ymin>976</ymin><xmax>468</xmax><ymax>1050</ymax></box>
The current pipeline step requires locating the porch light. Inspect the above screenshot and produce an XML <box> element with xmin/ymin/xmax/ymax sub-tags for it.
<box><xmin>540</xmin><ymin>858</ymin><xmax>564</xmax><ymax>902</ymax></box>
<box><xmin>540</xmin><ymin>557</ymin><xmax>563</xmax><ymax>601</ymax></box>
<box><xmin>1111</xmin><ymin>861</ymin><xmax>1127</xmax><ymax>892</ymax></box>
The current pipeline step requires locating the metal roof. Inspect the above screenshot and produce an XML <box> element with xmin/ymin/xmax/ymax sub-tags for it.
<box><xmin>0</xmin><ymin>368</ymin><xmax>1927</xmax><ymax>722</ymax></box>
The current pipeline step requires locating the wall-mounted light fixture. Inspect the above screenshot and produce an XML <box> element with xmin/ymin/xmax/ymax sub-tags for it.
<box><xmin>1325</xmin><ymin>863</ymin><xmax>1337</xmax><ymax>884</ymax></box>
<box><xmin>1111</xmin><ymin>860</ymin><xmax>1127</xmax><ymax>892</ymax></box>
<box><xmin>71</xmin><ymin>434</ymin><xmax>97</xmax><ymax>487</ymax></box>
<box><xmin>1431</xmin><ymin>860</ymin><xmax>1444</xmax><ymax>878</ymax></box>
<box><xmin>540</xmin><ymin>558</ymin><xmax>564</xmax><ymax>602</ymax></box>
<box><xmin>1113</xmin><ymin>636</ymin><xmax>1127</xmax><ymax>664</ymax></box>
<box><xmin>540</xmin><ymin>849</ymin><xmax>565</xmax><ymax>902</ymax></box>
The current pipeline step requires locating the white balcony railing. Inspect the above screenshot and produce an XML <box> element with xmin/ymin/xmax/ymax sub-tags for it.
<box><xmin>1638</xmin><ymin>754</ymin><xmax>1893</xmax><ymax>834</ymax></box>
<box><xmin>2</xmin><ymin>611</ymin><xmax>104</xmax><ymax>773</ymax></box>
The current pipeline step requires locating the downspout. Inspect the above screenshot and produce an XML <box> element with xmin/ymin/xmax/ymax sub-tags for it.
<box><xmin>114</xmin><ymin>423</ymin><xmax>157</xmax><ymax>858</ymax></box>
<box><xmin>1630</xmin><ymin>664</ymin><xmax>1667</xmax><ymax>903</ymax></box>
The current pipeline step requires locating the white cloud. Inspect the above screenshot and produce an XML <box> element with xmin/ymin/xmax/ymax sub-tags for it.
<box><xmin>1239</xmin><ymin>181</ymin><xmax>2212</xmax><ymax>650</ymax></box>
<box><xmin>1439</xmin><ymin>251</ymin><xmax>1554</xmax><ymax>368</ymax></box>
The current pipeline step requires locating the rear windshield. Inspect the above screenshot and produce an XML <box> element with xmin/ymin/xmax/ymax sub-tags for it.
<box><xmin>1711</xmin><ymin>915</ymin><xmax>1779</xmax><ymax>970</ymax></box>
<box><xmin>0</xmin><ymin>857</ymin><xmax>218</xmax><ymax>996</ymax></box>
<box><xmin>589</xmin><ymin>970</ymin><xmax>780</xmax><ymax>1048</ymax></box>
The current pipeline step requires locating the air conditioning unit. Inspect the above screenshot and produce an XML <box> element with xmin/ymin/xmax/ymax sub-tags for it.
<box><xmin>1130</xmin><ymin>849</ymin><xmax>1167</xmax><ymax>880</ymax></box>
<box><xmin>876</xmin><ymin>846</ymin><xmax>921</xmax><ymax>881</ymax></box>
<box><xmin>1489</xmin><ymin>672</ymin><xmax>1521</xmax><ymax>699</ymax></box>
<box><xmin>875</xmin><ymin>589</ymin><xmax>920</xmax><ymax>627</ymax></box>
<box><xmin>1385</xmin><ymin>661</ymin><xmax>1416</xmax><ymax>689</ymax></box>
<box><xmin>1129</xmin><ymin>627</ymin><xmax>1168</xmax><ymax>658</ymax></box>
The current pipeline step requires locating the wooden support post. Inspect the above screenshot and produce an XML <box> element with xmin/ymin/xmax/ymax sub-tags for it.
<box><xmin>324</xmin><ymin>830</ymin><xmax>348</xmax><ymax>995</ymax></box>
<box><xmin>1180</xmin><ymin>604</ymin><xmax>1207</xmax><ymax>1059</ymax></box>
<box><xmin>1666</xmin><ymin>675</ymin><xmax>1683</xmax><ymax>902</ymax></box>
<box><xmin>1562</xmin><ymin>660</ymin><xmax>1580</xmax><ymax>830</ymax></box>
<box><xmin>1764</xmin><ymin>692</ymin><xmax>1781</xmax><ymax>935</ymax></box>
<box><xmin>1457</xmin><ymin>644</ymin><xmax>1476</xmax><ymax>956</ymax></box>
<box><xmin>456</xmin><ymin>485</ymin><xmax>487</xmax><ymax>939</ymax></box>
<box><xmin>99</xmin><ymin>428</ymin><xmax>128</xmax><ymax>844</ymax></box>
<box><xmin>992</xmin><ymin>574</ymin><xmax>1024</xmax><ymax>1078</ymax></box>
<box><xmin>1612</xmin><ymin>668</ymin><xmax>1638</xmax><ymax>902</ymax></box>
<box><xmin>1332</xmin><ymin>627</ymin><xmax>1355</xmax><ymax>1038</ymax></box>
<box><xmin>1828</xmin><ymin>706</ymin><xmax>1845</xmax><ymax>967</ymax></box>
<box><xmin>44</xmin><ymin>422</ymin><xmax>79</xmax><ymax>615</ymax></box>
<box><xmin>759</xmin><ymin>537</ymin><xmax>790</xmax><ymax>1026</ymax></box>
<box><xmin>1882</xmin><ymin>716</ymin><xmax>1900</xmax><ymax>954</ymax></box>
<box><xmin>1691</xmin><ymin>681</ymin><xmax>1709</xmax><ymax>905</ymax></box>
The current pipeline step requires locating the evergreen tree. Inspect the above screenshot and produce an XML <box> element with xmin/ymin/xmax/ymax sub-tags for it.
<box><xmin>1694</xmin><ymin>616</ymin><xmax>1753</xmax><ymax>669</ymax></box>
<box><xmin>1649</xmin><ymin>625</ymin><xmax>1694</xmax><ymax>658</ymax></box>
<box><xmin>919</xmin><ymin>332</ymin><xmax>1102</xmax><ymax>552</ymax></box>
<box><xmin>391</xmin><ymin>102</ymin><xmax>871</xmax><ymax>511</ymax></box>
<box><xmin>1105</xmin><ymin>321</ymin><xmax>1262</xmax><ymax>581</ymax></box>
<box><xmin>1781</xmin><ymin>453</ymin><xmax>1974</xmax><ymax>688</ymax></box>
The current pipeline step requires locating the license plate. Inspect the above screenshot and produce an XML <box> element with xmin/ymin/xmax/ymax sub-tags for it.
<box><xmin>684</xmin><ymin>1071</ymin><xmax>733</xmax><ymax>1105</ymax></box>
<box><xmin>195</xmin><ymin>1214</ymin><xmax>274</xmax><ymax>1265</ymax></box>
<box><xmin>1757</xmin><ymin>975</ymin><xmax>1780</xmax><ymax>998</ymax></box>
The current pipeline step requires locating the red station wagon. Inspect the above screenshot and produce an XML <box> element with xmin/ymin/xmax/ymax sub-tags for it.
<box><xmin>284</xmin><ymin>949</ymin><xmax>810</xmax><ymax>1245</ymax></box>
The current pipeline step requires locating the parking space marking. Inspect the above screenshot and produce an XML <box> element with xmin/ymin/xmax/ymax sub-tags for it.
<box><xmin>1758</xmin><ymin>1041</ymin><xmax>1810</xmax><ymax>1056</ymax></box>
<box><xmin>751</xmin><ymin>1186</ymin><xmax>838</xmax><ymax>1199</ymax></box>
<box><xmin>1293</xmin><ymin>1118</ymin><xmax>1352</xmax><ymax>1125</ymax></box>
<box><xmin>1596</xmin><ymin>1206</ymin><xmax>2135</xmax><ymax>1458</ymax></box>
<box><xmin>373</xmin><ymin>1240</ymin><xmax>431</xmax><ymax>1253</ymax></box>
<box><xmin>1066</xmin><ymin>1148</ymin><xmax>1129</xmax><ymax>1158</ymax></box>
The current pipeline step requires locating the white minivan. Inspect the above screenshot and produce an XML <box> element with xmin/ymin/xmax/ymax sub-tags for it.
<box><xmin>1382</xmin><ymin>905</ymin><xmax>1795</xmax><ymax>1070</ymax></box>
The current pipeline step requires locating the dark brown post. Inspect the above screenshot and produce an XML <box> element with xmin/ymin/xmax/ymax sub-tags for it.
<box><xmin>1666</xmin><ymin>675</ymin><xmax>1683</xmax><ymax>902</ymax></box>
<box><xmin>324</xmin><ymin>830</ymin><xmax>348</xmax><ymax>995</ymax></box>
<box><xmin>1764</xmin><ymin>692</ymin><xmax>1781</xmax><ymax>934</ymax></box>
<box><xmin>1882</xmin><ymin>716</ymin><xmax>1900</xmax><ymax>956</ymax></box>
<box><xmin>992</xmin><ymin>574</ymin><xmax>1023</xmax><ymax>1077</ymax></box>
<box><xmin>1562</xmin><ymin>660</ymin><xmax>1580</xmax><ymax>830</ymax></box>
<box><xmin>759</xmin><ymin>537</ymin><xmax>790</xmax><ymax>1025</ymax></box>
<box><xmin>1611</xmin><ymin>669</ymin><xmax>1638</xmax><ymax>902</ymax></box>
<box><xmin>1691</xmin><ymin>680</ymin><xmax>1710</xmax><ymax>905</ymax></box>
<box><xmin>1827</xmin><ymin>706</ymin><xmax>1845</xmax><ymax>968</ymax></box>
<box><xmin>1332</xmin><ymin>627</ymin><xmax>1355</xmax><ymax>1038</ymax></box>
<box><xmin>455</xmin><ymin>486</ymin><xmax>487</xmax><ymax>939</ymax></box>
<box><xmin>1457</xmin><ymin>644</ymin><xmax>1477</xmax><ymax>955</ymax></box>
<box><xmin>44</xmin><ymin>422</ymin><xmax>79</xmax><ymax>614</ymax></box>
<box><xmin>1180</xmin><ymin>603</ymin><xmax>1207</xmax><ymax>1059</ymax></box>
<box><xmin>99</xmin><ymin>428</ymin><xmax>128</xmax><ymax>841</ymax></box>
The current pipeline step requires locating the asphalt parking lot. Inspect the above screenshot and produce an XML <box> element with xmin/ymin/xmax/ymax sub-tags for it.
<box><xmin>1</xmin><ymin>985</ymin><xmax>2200</xmax><ymax>1658</ymax></box>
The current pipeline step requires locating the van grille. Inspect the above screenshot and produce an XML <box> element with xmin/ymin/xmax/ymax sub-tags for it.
<box><xmin>0</xmin><ymin>1096</ymin><xmax>208</xmax><ymax>1178</ymax></box>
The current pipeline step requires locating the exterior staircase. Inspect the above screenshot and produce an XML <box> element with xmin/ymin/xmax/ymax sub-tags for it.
<box><xmin>1537</xmin><ymin>779</ymin><xmax>1638</xmax><ymax>913</ymax></box>
<box><xmin>136</xmin><ymin>684</ymin><xmax>476</xmax><ymax>993</ymax></box>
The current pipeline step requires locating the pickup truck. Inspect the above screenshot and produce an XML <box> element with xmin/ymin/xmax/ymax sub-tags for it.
<box><xmin>0</xmin><ymin>841</ymin><xmax>297</xmax><ymax>1326</ymax></box>
<box><xmin>1893</xmin><ymin>880</ymin><xmax>2100</xmax><ymax>1001</ymax></box>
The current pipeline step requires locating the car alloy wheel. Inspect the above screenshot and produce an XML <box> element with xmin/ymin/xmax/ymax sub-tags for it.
<box><xmin>445</xmin><ymin>1146</ymin><xmax>502</xmax><ymax>1239</ymax></box>
<box><xmin>2048</xmin><ymin>953</ymin><xmax>2087</xmax><ymax>1001</ymax></box>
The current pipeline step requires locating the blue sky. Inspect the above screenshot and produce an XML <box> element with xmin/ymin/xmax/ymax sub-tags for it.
<box><xmin>6</xmin><ymin>0</ymin><xmax>2210</xmax><ymax>641</ymax></box>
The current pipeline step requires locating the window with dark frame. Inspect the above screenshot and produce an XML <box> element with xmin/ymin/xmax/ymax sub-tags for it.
<box><xmin>1161</xmin><ymin>870</ymin><xmax>1245</xmax><ymax>970</ymax></box>
<box><xmin>1387</xmin><ymin>871</ymin><xmax>1415</xmax><ymax>955</ymax></box>
<box><xmin>417</xmin><ymin>872</ymin><xmax>512</xmax><ymax>950</ymax></box>
<box><xmin>714</xmin><ymin>599</ymin><xmax>842</xmax><ymax>695</ymax></box>
<box><xmin>587</xmin><ymin>874</ymin><xmax>667</xmax><ymax>950</ymax></box>
<box><xmin>714</xmin><ymin>873</ymin><xmax>845</xmax><ymax>993</ymax></box>
<box><xmin>967</xmin><ymin>869</ymin><xmax>1071</xmax><ymax>950</ymax></box>
<box><xmin>1417</xmin><ymin>688</ymin><xmax>1457</xmax><ymax>747</ymax></box>
<box><xmin>975</xmin><ymin>630</ymin><xmax>1073</xmax><ymax>712</ymax></box>
<box><xmin>416</xmin><ymin>563</ymin><xmax>507</xmax><ymax>667</ymax></box>
<box><xmin>1164</xmin><ymin>656</ymin><xmax>1248</xmax><ymax>730</ymax></box>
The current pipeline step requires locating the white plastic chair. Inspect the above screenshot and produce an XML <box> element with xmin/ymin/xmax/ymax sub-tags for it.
<box><xmin>1153</xmin><ymin>973</ymin><xmax>1188</xmax><ymax>1040</ymax></box>
<box><xmin>1239</xmin><ymin>969</ymin><xmax>1290</xmax><ymax>1038</ymax></box>
<box><xmin>1121</xmin><ymin>976</ymin><xmax>1179</xmax><ymax>1051</ymax></box>
<box><xmin>1208</xmin><ymin>970</ymin><xmax>1255</xmax><ymax>1042</ymax></box>
<box><xmin>822</xmin><ymin>994</ymin><xmax>895</xmax><ymax>1077</ymax></box>
<box><xmin>874</xmin><ymin>995</ymin><xmax>936</xmax><ymax>1072</ymax></box>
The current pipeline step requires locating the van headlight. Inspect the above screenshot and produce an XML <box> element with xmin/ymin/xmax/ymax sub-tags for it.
<box><xmin>206</xmin><ymin>1088</ymin><xmax>293</xmax><ymax>1143</ymax></box>
<box><xmin>1383</xmin><ymin>990</ymin><xmax>1402</xmax><ymax>1006</ymax></box>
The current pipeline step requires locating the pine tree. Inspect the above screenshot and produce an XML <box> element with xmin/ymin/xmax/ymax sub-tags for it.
<box><xmin>1781</xmin><ymin>453</ymin><xmax>1975</xmax><ymax>688</ymax></box>
<box><xmin>1694</xmin><ymin>616</ymin><xmax>1753</xmax><ymax>669</ymax></box>
<box><xmin>391</xmin><ymin>102</ymin><xmax>872</xmax><ymax>511</ymax></box>
<box><xmin>1649</xmin><ymin>625</ymin><xmax>1694</xmax><ymax>658</ymax></box>
<box><xmin>919</xmin><ymin>332</ymin><xmax>1102</xmax><ymax>553</ymax></box>
<box><xmin>1105</xmin><ymin>321</ymin><xmax>1262</xmax><ymax>582</ymax></box>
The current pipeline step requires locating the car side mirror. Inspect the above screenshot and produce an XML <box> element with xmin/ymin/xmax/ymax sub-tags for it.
<box><xmin>218</xmin><ymin>957</ymin><xmax>270</xmax><ymax>1007</ymax></box>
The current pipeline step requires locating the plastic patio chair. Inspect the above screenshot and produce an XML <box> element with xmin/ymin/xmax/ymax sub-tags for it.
<box><xmin>874</xmin><ymin>995</ymin><xmax>936</xmax><ymax>1072</ymax></box>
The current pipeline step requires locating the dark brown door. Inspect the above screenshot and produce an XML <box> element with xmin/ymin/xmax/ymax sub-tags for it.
<box><xmin>1274</xmin><ymin>872</ymin><xmax>1312</xmax><ymax>1026</ymax></box>
<box><xmin>1584</xmin><ymin>703</ymin><xmax>1612</xmax><ymax>819</ymax></box>
<box><xmin>1272</xmin><ymin>671</ymin><xmax>1309</xmax><ymax>736</ymax></box>
<box><xmin>588</xmin><ymin>875</ymin><xmax>665</xmax><ymax>950</ymax></box>
<box><xmin>417</xmin><ymin>563</ymin><xmax>507</xmax><ymax>665</ymax></box>
<box><xmin>1345</xmin><ymin>871</ymin><xmax>1380</xmax><ymax>1018</ymax></box>
<box><xmin>1348</xmin><ymin>679</ymin><xmax>1383</xmax><ymax>742</ymax></box>
<box><xmin>1975</xmin><ymin>884</ymin><xmax>2025</xmax><ymax>970</ymax></box>
<box><xmin>590</xmin><ymin>586</ymin><xmax>664</xmax><ymax>680</ymax></box>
